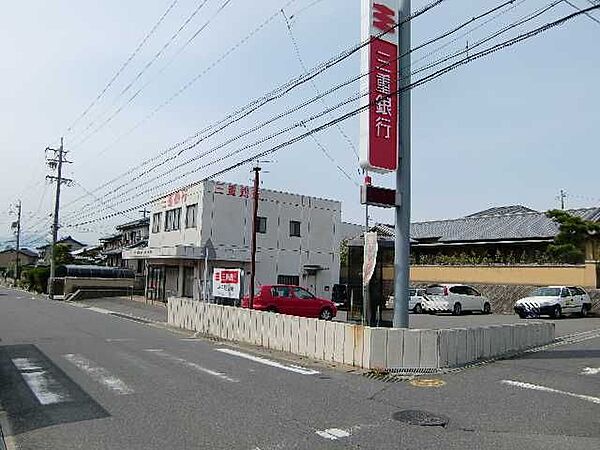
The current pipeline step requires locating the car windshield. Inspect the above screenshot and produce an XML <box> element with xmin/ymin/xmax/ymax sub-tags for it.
<box><xmin>425</xmin><ymin>285</ymin><xmax>445</xmax><ymax>295</ymax></box>
<box><xmin>293</xmin><ymin>287</ymin><xmax>315</xmax><ymax>299</ymax></box>
<box><xmin>530</xmin><ymin>287</ymin><xmax>561</xmax><ymax>297</ymax></box>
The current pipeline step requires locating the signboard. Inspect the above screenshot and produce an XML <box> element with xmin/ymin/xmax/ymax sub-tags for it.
<box><xmin>212</xmin><ymin>268</ymin><xmax>242</xmax><ymax>299</ymax></box>
<box><xmin>214</xmin><ymin>182</ymin><xmax>257</xmax><ymax>199</ymax></box>
<box><xmin>360</xmin><ymin>184</ymin><xmax>396</xmax><ymax>208</ymax></box>
<box><xmin>362</xmin><ymin>232</ymin><xmax>378</xmax><ymax>285</ymax></box>
<box><xmin>359</xmin><ymin>0</ymin><xmax>399</xmax><ymax>173</ymax></box>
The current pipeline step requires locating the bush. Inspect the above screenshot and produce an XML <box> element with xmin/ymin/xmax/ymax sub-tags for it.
<box><xmin>21</xmin><ymin>267</ymin><xmax>50</xmax><ymax>293</ymax></box>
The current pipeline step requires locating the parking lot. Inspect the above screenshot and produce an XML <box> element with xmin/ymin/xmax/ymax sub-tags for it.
<box><xmin>337</xmin><ymin>310</ymin><xmax>600</xmax><ymax>337</ymax></box>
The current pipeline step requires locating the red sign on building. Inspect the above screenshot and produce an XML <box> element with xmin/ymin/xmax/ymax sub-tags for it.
<box><xmin>360</xmin><ymin>1</ymin><xmax>399</xmax><ymax>173</ymax></box>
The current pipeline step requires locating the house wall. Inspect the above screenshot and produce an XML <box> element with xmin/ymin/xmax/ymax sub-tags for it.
<box><xmin>409</xmin><ymin>263</ymin><xmax>598</xmax><ymax>288</ymax></box>
<box><xmin>145</xmin><ymin>180</ymin><xmax>341</xmax><ymax>299</ymax></box>
<box><xmin>0</xmin><ymin>251</ymin><xmax>38</xmax><ymax>269</ymax></box>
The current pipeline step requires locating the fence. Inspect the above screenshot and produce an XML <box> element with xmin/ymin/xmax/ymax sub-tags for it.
<box><xmin>168</xmin><ymin>298</ymin><xmax>555</xmax><ymax>370</ymax></box>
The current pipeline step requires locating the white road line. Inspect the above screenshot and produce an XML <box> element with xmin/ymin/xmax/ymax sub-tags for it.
<box><xmin>63</xmin><ymin>354</ymin><xmax>134</xmax><ymax>394</ymax></box>
<box><xmin>315</xmin><ymin>428</ymin><xmax>351</xmax><ymax>440</ymax></box>
<box><xmin>11</xmin><ymin>357</ymin><xmax>70</xmax><ymax>405</ymax></box>
<box><xmin>86</xmin><ymin>306</ymin><xmax>113</xmax><ymax>314</ymax></box>
<box><xmin>581</xmin><ymin>367</ymin><xmax>600</xmax><ymax>375</ymax></box>
<box><xmin>501</xmin><ymin>380</ymin><xmax>600</xmax><ymax>405</ymax></box>
<box><xmin>144</xmin><ymin>349</ymin><xmax>239</xmax><ymax>383</ymax></box>
<box><xmin>216</xmin><ymin>348</ymin><xmax>320</xmax><ymax>375</ymax></box>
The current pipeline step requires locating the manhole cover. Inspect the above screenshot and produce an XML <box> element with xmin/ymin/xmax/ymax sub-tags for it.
<box><xmin>409</xmin><ymin>378</ymin><xmax>446</xmax><ymax>388</ymax></box>
<box><xmin>393</xmin><ymin>410</ymin><xmax>449</xmax><ymax>427</ymax></box>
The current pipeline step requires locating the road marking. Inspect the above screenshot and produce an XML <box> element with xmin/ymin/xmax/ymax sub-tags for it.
<box><xmin>581</xmin><ymin>367</ymin><xmax>600</xmax><ymax>375</ymax></box>
<box><xmin>12</xmin><ymin>357</ymin><xmax>70</xmax><ymax>405</ymax></box>
<box><xmin>216</xmin><ymin>348</ymin><xmax>319</xmax><ymax>375</ymax></box>
<box><xmin>106</xmin><ymin>338</ymin><xmax>136</xmax><ymax>342</ymax></box>
<box><xmin>86</xmin><ymin>306</ymin><xmax>113</xmax><ymax>314</ymax></box>
<box><xmin>315</xmin><ymin>428</ymin><xmax>351</xmax><ymax>440</ymax></box>
<box><xmin>409</xmin><ymin>378</ymin><xmax>446</xmax><ymax>388</ymax></box>
<box><xmin>501</xmin><ymin>380</ymin><xmax>600</xmax><ymax>405</ymax></box>
<box><xmin>144</xmin><ymin>349</ymin><xmax>239</xmax><ymax>383</ymax></box>
<box><xmin>63</xmin><ymin>354</ymin><xmax>134</xmax><ymax>394</ymax></box>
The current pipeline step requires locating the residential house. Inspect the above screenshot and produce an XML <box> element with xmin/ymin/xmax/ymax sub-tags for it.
<box><xmin>36</xmin><ymin>236</ymin><xmax>86</xmax><ymax>264</ymax></box>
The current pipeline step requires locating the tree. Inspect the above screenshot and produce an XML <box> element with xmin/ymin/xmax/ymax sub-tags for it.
<box><xmin>53</xmin><ymin>243</ymin><xmax>74</xmax><ymax>265</ymax></box>
<box><xmin>545</xmin><ymin>210</ymin><xmax>600</xmax><ymax>264</ymax></box>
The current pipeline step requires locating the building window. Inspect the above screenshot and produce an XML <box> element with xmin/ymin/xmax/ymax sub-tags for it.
<box><xmin>289</xmin><ymin>220</ymin><xmax>301</xmax><ymax>237</ymax></box>
<box><xmin>256</xmin><ymin>216</ymin><xmax>267</xmax><ymax>234</ymax></box>
<box><xmin>277</xmin><ymin>275</ymin><xmax>299</xmax><ymax>286</ymax></box>
<box><xmin>164</xmin><ymin>208</ymin><xmax>181</xmax><ymax>232</ymax></box>
<box><xmin>185</xmin><ymin>204</ymin><xmax>197</xmax><ymax>229</ymax></box>
<box><xmin>152</xmin><ymin>213</ymin><xmax>162</xmax><ymax>233</ymax></box>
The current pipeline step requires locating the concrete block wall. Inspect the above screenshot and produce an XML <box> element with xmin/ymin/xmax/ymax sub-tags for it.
<box><xmin>168</xmin><ymin>298</ymin><xmax>555</xmax><ymax>370</ymax></box>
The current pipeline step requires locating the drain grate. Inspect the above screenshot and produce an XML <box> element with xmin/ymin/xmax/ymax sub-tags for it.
<box><xmin>393</xmin><ymin>410</ymin><xmax>449</xmax><ymax>427</ymax></box>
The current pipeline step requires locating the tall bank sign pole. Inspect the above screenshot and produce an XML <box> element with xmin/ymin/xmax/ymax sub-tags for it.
<box><xmin>359</xmin><ymin>0</ymin><xmax>410</xmax><ymax>328</ymax></box>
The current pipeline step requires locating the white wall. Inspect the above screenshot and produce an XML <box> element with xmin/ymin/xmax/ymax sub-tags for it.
<box><xmin>147</xmin><ymin>180</ymin><xmax>341</xmax><ymax>298</ymax></box>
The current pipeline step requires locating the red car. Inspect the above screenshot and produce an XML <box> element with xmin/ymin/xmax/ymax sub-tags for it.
<box><xmin>241</xmin><ymin>285</ymin><xmax>337</xmax><ymax>320</ymax></box>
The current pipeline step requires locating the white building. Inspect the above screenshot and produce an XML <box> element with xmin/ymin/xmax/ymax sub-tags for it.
<box><xmin>123</xmin><ymin>180</ymin><xmax>342</xmax><ymax>301</ymax></box>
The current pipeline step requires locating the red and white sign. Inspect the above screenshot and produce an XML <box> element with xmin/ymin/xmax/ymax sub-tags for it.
<box><xmin>213</xmin><ymin>268</ymin><xmax>242</xmax><ymax>299</ymax></box>
<box><xmin>359</xmin><ymin>0</ymin><xmax>399</xmax><ymax>173</ymax></box>
<box><xmin>163</xmin><ymin>190</ymin><xmax>188</xmax><ymax>208</ymax></box>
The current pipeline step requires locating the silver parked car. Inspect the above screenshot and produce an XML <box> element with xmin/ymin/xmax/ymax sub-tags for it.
<box><xmin>423</xmin><ymin>284</ymin><xmax>492</xmax><ymax>315</ymax></box>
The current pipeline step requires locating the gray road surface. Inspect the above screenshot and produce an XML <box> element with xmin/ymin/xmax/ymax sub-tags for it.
<box><xmin>1</xmin><ymin>287</ymin><xmax>599</xmax><ymax>449</ymax></box>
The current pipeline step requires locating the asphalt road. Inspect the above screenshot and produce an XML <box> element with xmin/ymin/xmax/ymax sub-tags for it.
<box><xmin>1</xmin><ymin>287</ymin><xmax>599</xmax><ymax>449</ymax></box>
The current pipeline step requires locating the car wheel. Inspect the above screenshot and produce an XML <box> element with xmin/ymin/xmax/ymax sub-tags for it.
<box><xmin>483</xmin><ymin>302</ymin><xmax>491</xmax><ymax>315</ymax></box>
<box><xmin>414</xmin><ymin>303</ymin><xmax>423</xmax><ymax>314</ymax></box>
<box><xmin>452</xmin><ymin>303</ymin><xmax>462</xmax><ymax>316</ymax></box>
<box><xmin>551</xmin><ymin>304</ymin><xmax>562</xmax><ymax>319</ymax></box>
<box><xmin>517</xmin><ymin>312</ymin><xmax>527</xmax><ymax>319</ymax></box>
<box><xmin>319</xmin><ymin>308</ymin><xmax>333</xmax><ymax>321</ymax></box>
<box><xmin>266</xmin><ymin>306</ymin><xmax>278</xmax><ymax>314</ymax></box>
<box><xmin>580</xmin><ymin>305</ymin><xmax>589</xmax><ymax>318</ymax></box>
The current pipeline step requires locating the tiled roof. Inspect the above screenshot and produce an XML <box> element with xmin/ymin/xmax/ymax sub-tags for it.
<box><xmin>371</xmin><ymin>206</ymin><xmax>600</xmax><ymax>244</ymax></box>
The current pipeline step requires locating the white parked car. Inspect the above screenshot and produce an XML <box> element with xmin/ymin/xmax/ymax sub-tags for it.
<box><xmin>514</xmin><ymin>286</ymin><xmax>591</xmax><ymax>319</ymax></box>
<box><xmin>423</xmin><ymin>284</ymin><xmax>491</xmax><ymax>315</ymax></box>
<box><xmin>386</xmin><ymin>288</ymin><xmax>427</xmax><ymax>314</ymax></box>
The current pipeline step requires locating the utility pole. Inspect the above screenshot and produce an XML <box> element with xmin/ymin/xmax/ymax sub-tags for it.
<box><xmin>393</xmin><ymin>0</ymin><xmax>411</xmax><ymax>328</ymax></box>
<box><xmin>46</xmin><ymin>138</ymin><xmax>72</xmax><ymax>299</ymax></box>
<box><xmin>139</xmin><ymin>208</ymin><xmax>150</xmax><ymax>219</ymax></box>
<box><xmin>559</xmin><ymin>189</ymin><xmax>567</xmax><ymax>210</ymax></box>
<box><xmin>249</xmin><ymin>165</ymin><xmax>261</xmax><ymax>309</ymax></box>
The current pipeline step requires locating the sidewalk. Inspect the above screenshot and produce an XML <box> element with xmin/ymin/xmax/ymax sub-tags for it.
<box><xmin>73</xmin><ymin>296</ymin><xmax>167</xmax><ymax>323</ymax></box>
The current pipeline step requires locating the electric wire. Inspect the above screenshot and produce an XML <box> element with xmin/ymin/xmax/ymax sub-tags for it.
<box><xmin>69</xmin><ymin>0</ymin><xmax>212</xmax><ymax>148</ymax></box>
<box><xmin>64</xmin><ymin>5</ymin><xmax>599</xmax><ymax>228</ymax></box>
<box><xmin>59</xmin><ymin>0</ymin><xmax>449</xmax><ymax>218</ymax></box>
<box><xmin>65</xmin><ymin>0</ymin><xmax>180</xmax><ymax>135</ymax></box>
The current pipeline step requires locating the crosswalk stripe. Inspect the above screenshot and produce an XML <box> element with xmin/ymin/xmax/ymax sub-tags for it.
<box><xmin>12</xmin><ymin>357</ymin><xmax>71</xmax><ymax>405</ymax></box>
<box><xmin>63</xmin><ymin>354</ymin><xmax>134</xmax><ymax>394</ymax></box>
<box><xmin>216</xmin><ymin>348</ymin><xmax>320</xmax><ymax>375</ymax></box>
<box><xmin>144</xmin><ymin>349</ymin><xmax>239</xmax><ymax>383</ymax></box>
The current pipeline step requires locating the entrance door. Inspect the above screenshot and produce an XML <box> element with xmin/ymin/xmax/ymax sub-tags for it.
<box><xmin>165</xmin><ymin>266</ymin><xmax>179</xmax><ymax>298</ymax></box>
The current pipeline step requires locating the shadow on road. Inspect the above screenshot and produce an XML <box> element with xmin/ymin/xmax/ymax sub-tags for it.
<box><xmin>0</xmin><ymin>344</ymin><xmax>109</xmax><ymax>435</ymax></box>
<box><xmin>520</xmin><ymin>349</ymin><xmax>600</xmax><ymax>359</ymax></box>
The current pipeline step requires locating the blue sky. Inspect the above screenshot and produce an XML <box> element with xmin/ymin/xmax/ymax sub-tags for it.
<box><xmin>1</xmin><ymin>0</ymin><xmax>599</xmax><ymax>248</ymax></box>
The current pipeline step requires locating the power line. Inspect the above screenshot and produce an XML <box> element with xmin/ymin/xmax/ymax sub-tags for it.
<box><xmin>65</xmin><ymin>0</ymin><xmax>180</xmax><ymax>136</ymax></box>
<box><xmin>66</xmin><ymin>0</ymin><xmax>541</xmax><ymax>224</ymax></box>
<box><xmin>281</xmin><ymin>8</ymin><xmax>360</xmax><ymax>162</ymax></box>
<box><xmin>564</xmin><ymin>0</ymin><xmax>600</xmax><ymax>25</ymax></box>
<box><xmin>64</xmin><ymin>4</ymin><xmax>599</xmax><ymax>228</ymax></box>
<box><xmin>60</xmin><ymin>0</ymin><xmax>449</xmax><ymax>218</ymax></box>
<box><xmin>69</xmin><ymin>0</ymin><xmax>212</xmax><ymax>148</ymax></box>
